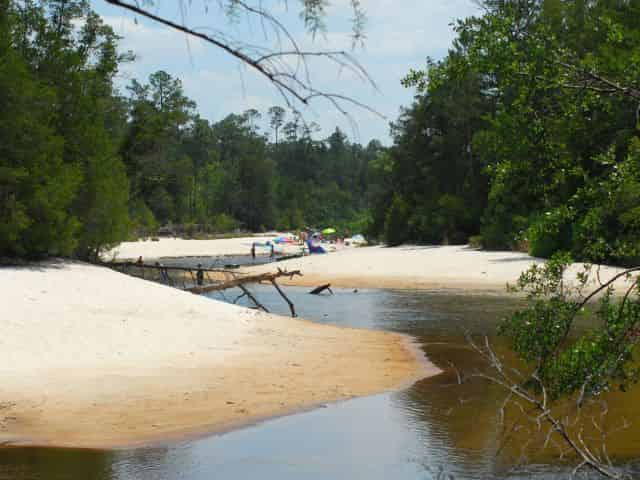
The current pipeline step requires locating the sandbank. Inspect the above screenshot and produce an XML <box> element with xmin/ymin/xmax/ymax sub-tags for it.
<box><xmin>109</xmin><ymin>238</ymin><xmax>634</xmax><ymax>292</ymax></box>
<box><xmin>241</xmin><ymin>245</ymin><xmax>634</xmax><ymax>292</ymax></box>
<box><xmin>0</xmin><ymin>260</ymin><xmax>433</xmax><ymax>448</ymax></box>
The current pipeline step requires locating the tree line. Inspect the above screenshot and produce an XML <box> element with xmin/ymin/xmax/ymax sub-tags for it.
<box><xmin>370</xmin><ymin>0</ymin><xmax>640</xmax><ymax>267</ymax></box>
<box><xmin>0</xmin><ymin>0</ymin><xmax>381</xmax><ymax>260</ymax></box>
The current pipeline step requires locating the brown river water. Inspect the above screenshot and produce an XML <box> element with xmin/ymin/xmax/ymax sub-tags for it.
<box><xmin>0</xmin><ymin>283</ymin><xmax>638</xmax><ymax>479</ymax></box>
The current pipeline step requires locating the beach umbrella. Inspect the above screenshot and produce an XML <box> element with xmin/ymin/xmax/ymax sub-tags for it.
<box><xmin>322</xmin><ymin>227</ymin><xmax>336</xmax><ymax>235</ymax></box>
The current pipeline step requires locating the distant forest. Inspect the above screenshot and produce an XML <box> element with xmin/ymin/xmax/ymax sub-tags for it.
<box><xmin>2</xmin><ymin>0</ymin><xmax>639</xmax><ymax>266</ymax></box>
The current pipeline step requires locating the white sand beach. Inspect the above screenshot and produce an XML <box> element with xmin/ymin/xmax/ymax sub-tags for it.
<box><xmin>0</xmin><ymin>260</ymin><xmax>431</xmax><ymax>448</ymax></box>
<box><xmin>108</xmin><ymin>235</ymin><xmax>302</xmax><ymax>260</ymax></box>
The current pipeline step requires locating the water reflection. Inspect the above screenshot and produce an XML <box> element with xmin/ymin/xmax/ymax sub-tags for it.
<box><xmin>0</xmin><ymin>287</ymin><xmax>638</xmax><ymax>479</ymax></box>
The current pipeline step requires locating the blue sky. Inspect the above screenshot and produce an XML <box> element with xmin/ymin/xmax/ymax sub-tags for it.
<box><xmin>92</xmin><ymin>1</ymin><xmax>480</xmax><ymax>144</ymax></box>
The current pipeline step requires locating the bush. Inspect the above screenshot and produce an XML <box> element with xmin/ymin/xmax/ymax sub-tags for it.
<box><xmin>527</xmin><ymin>206</ymin><xmax>574</xmax><ymax>258</ymax></box>
<box><xmin>468</xmin><ymin>235</ymin><xmax>483</xmax><ymax>249</ymax></box>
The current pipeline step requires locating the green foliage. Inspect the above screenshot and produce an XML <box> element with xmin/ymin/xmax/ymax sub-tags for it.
<box><xmin>571</xmin><ymin>141</ymin><xmax>640</xmax><ymax>266</ymax></box>
<box><xmin>0</xmin><ymin>1</ymin><xmax>380</xmax><ymax>259</ymax></box>
<box><xmin>468</xmin><ymin>235</ymin><xmax>483</xmax><ymax>249</ymax></box>
<box><xmin>0</xmin><ymin>0</ymin><xmax>130</xmax><ymax>259</ymax></box>
<box><xmin>123</xmin><ymin>83</ymin><xmax>376</xmax><ymax>235</ymax></box>
<box><xmin>384</xmin><ymin>0</ymin><xmax>640</xmax><ymax>262</ymax></box>
<box><xmin>130</xmin><ymin>199</ymin><xmax>158</xmax><ymax>237</ymax></box>
<box><xmin>384</xmin><ymin>195</ymin><xmax>410</xmax><ymax>246</ymax></box>
<box><xmin>0</xmin><ymin>13</ymin><xmax>80</xmax><ymax>257</ymax></box>
<box><xmin>76</xmin><ymin>152</ymin><xmax>130</xmax><ymax>260</ymax></box>
<box><xmin>211</xmin><ymin>213</ymin><xmax>238</xmax><ymax>233</ymax></box>
<box><xmin>527</xmin><ymin>206</ymin><xmax>575</xmax><ymax>258</ymax></box>
<box><xmin>370</xmin><ymin>42</ymin><xmax>492</xmax><ymax>245</ymax></box>
<box><xmin>337</xmin><ymin>210</ymin><xmax>371</xmax><ymax>238</ymax></box>
<box><xmin>501</xmin><ymin>253</ymin><xmax>640</xmax><ymax>401</ymax></box>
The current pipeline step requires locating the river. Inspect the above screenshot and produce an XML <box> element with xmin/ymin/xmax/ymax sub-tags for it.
<box><xmin>1</xmin><ymin>284</ymin><xmax>638</xmax><ymax>479</ymax></box>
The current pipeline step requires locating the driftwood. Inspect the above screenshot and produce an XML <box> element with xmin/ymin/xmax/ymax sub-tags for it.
<box><xmin>187</xmin><ymin>268</ymin><xmax>303</xmax><ymax>317</ymax></box>
<box><xmin>236</xmin><ymin>284</ymin><xmax>269</xmax><ymax>313</ymax></box>
<box><xmin>270</xmin><ymin>280</ymin><xmax>297</xmax><ymax>317</ymax></box>
<box><xmin>309</xmin><ymin>283</ymin><xmax>333</xmax><ymax>295</ymax></box>
<box><xmin>104</xmin><ymin>260</ymin><xmax>302</xmax><ymax>318</ymax></box>
<box><xmin>103</xmin><ymin>261</ymin><xmax>234</xmax><ymax>274</ymax></box>
<box><xmin>186</xmin><ymin>269</ymin><xmax>302</xmax><ymax>294</ymax></box>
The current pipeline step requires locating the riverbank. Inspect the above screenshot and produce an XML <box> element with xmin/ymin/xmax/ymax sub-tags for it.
<box><xmin>108</xmin><ymin>235</ymin><xmax>302</xmax><ymax>260</ymax></box>
<box><xmin>109</xmin><ymin>238</ymin><xmax>633</xmax><ymax>292</ymax></box>
<box><xmin>241</xmin><ymin>245</ymin><xmax>634</xmax><ymax>292</ymax></box>
<box><xmin>0</xmin><ymin>260</ymin><xmax>434</xmax><ymax>448</ymax></box>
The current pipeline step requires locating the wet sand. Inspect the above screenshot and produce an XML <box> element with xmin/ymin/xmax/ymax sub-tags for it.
<box><xmin>0</xmin><ymin>260</ymin><xmax>434</xmax><ymax>448</ymax></box>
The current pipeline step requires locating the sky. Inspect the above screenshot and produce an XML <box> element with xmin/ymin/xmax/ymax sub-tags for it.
<box><xmin>92</xmin><ymin>0</ymin><xmax>480</xmax><ymax>145</ymax></box>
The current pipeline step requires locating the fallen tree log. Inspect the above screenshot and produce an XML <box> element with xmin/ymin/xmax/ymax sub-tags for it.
<box><xmin>186</xmin><ymin>269</ymin><xmax>303</xmax><ymax>295</ymax></box>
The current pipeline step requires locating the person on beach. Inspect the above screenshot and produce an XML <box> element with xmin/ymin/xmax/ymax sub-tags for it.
<box><xmin>155</xmin><ymin>262</ymin><xmax>167</xmax><ymax>283</ymax></box>
<box><xmin>196</xmin><ymin>264</ymin><xmax>204</xmax><ymax>286</ymax></box>
<box><xmin>250</xmin><ymin>243</ymin><xmax>256</xmax><ymax>259</ymax></box>
<box><xmin>269</xmin><ymin>241</ymin><xmax>275</xmax><ymax>258</ymax></box>
<box><xmin>135</xmin><ymin>256</ymin><xmax>143</xmax><ymax>265</ymax></box>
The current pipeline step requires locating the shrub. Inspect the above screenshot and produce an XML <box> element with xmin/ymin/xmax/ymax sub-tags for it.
<box><xmin>468</xmin><ymin>235</ymin><xmax>483</xmax><ymax>249</ymax></box>
<box><xmin>527</xmin><ymin>206</ymin><xmax>574</xmax><ymax>258</ymax></box>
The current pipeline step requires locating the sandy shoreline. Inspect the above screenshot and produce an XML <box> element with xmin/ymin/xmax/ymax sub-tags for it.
<box><xmin>110</xmin><ymin>239</ymin><xmax>634</xmax><ymax>292</ymax></box>
<box><xmin>243</xmin><ymin>245</ymin><xmax>635</xmax><ymax>292</ymax></box>
<box><xmin>1</xmin><ymin>260</ymin><xmax>434</xmax><ymax>449</ymax></box>
<box><xmin>3</xmin><ymin>239</ymin><xmax>632</xmax><ymax>449</ymax></box>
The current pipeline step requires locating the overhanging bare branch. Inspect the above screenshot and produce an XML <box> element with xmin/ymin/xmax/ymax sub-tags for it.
<box><xmin>103</xmin><ymin>0</ymin><xmax>384</xmax><ymax>123</ymax></box>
